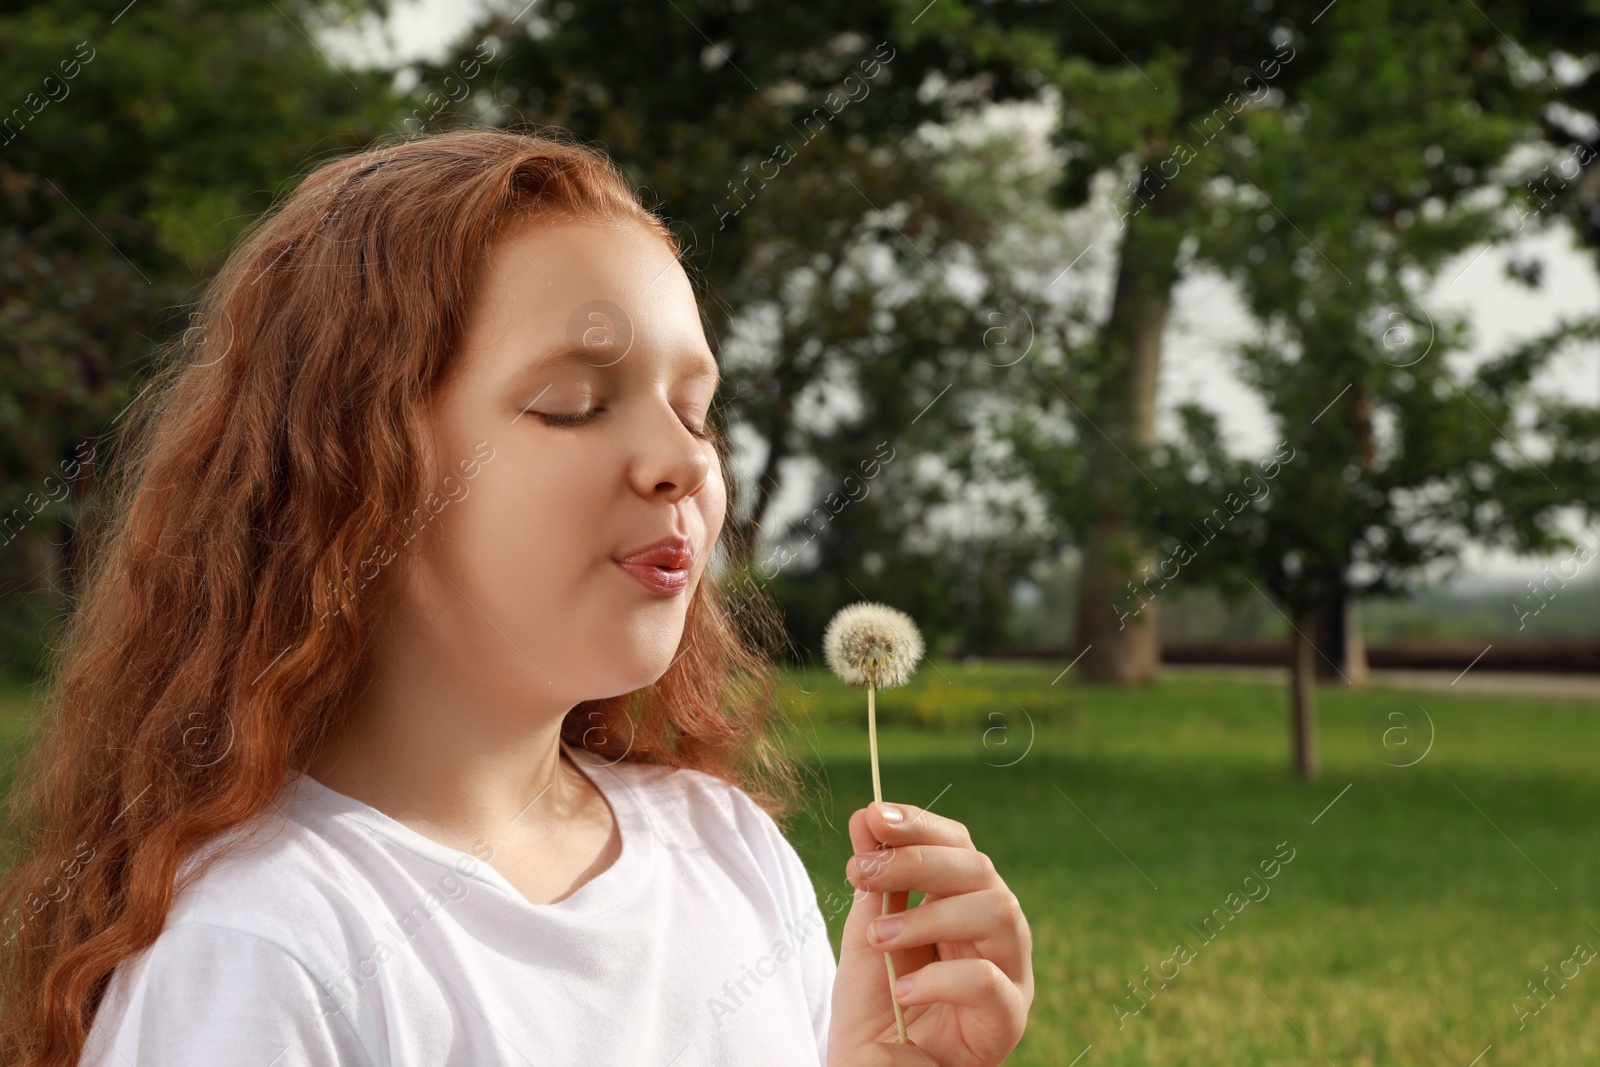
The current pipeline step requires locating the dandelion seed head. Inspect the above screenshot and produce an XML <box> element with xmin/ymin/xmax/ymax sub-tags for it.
<box><xmin>822</xmin><ymin>601</ymin><xmax>925</xmax><ymax>688</ymax></box>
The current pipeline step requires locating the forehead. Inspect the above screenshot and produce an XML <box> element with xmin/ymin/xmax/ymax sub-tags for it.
<box><xmin>442</xmin><ymin>216</ymin><xmax>719</xmax><ymax>406</ymax></box>
<box><xmin>476</xmin><ymin>216</ymin><xmax>704</xmax><ymax>349</ymax></box>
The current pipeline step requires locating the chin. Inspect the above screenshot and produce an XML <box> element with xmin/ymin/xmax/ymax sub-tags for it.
<box><xmin>585</xmin><ymin>637</ymin><xmax>682</xmax><ymax>698</ymax></box>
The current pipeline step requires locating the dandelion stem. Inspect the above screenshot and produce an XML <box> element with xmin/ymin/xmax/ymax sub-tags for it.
<box><xmin>868</xmin><ymin>681</ymin><xmax>909</xmax><ymax>1044</ymax></box>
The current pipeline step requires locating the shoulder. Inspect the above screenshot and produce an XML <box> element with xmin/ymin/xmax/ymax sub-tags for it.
<box><xmin>85</xmin><ymin>812</ymin><xmax>380</xmax><ymax>1067</ymax></box>
<box><xmin>162</xmin><ymin>802</ymin><xmax>378</xmax><ymax>969</ymax></box>
<box><xmin>83</xmin><ymin>919</ymin><xmax>373</xmax><ymax>1067</ymax></box>
<box><xmin>84</xmin><ymin>799</ymin><xmax>391</xmax><ymax>1064</ymax></box>
<box><xmin>599</xmin><ymin>755</ymin><xmax>823</xmax><ymax>914</ymax></box>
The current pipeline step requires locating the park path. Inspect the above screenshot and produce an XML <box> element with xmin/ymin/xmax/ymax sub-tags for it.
<box><xmin>1162</xmin><ymin>664</ymin><xmax>1600</xmax><ymax>703</ymax></box>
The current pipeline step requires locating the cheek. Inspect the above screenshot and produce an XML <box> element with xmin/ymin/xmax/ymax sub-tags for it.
<box><xmin>444</xmin><ymin>444</ymin><xmax>607</xmax><ymax>588</ymax></box>
<box><xmin>693</xmin><ymin>466</ymin><xmax>728</xmax><ymax>571</ymax></box>
<box><xmin>701</xmin><ymin>465</ymin><xmax>728</xmax><ymax>536</ymax></box>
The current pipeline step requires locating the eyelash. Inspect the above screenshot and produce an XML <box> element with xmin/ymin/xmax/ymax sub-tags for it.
<box><xmin>535</xmin><ymin>409</ymin><xmax>603</xmax><ymax>429</ymax></box>
<box><xmin>531</xmin><ymin>407</ymin><xmax>711</xmax><ymax>440</ymax></box>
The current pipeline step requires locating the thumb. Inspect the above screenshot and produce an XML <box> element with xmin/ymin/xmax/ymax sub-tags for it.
<box><xmin>831</xmin><ymin>808</ymin><xmax>934</xmax><ymax>1055</ymax></box>
<box><xmin>831</xmin><ymin>855</ymin><xmax>918</xmax><ymax>1047</ymax></box>
<box><xmin>834</xmin><ymin>871</ymin><xmax>939</xmax><ymax>1053</ymax></box>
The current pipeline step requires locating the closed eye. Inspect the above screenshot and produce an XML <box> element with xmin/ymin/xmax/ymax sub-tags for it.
<box><xmin>529</xmin><ymin>405</ymin><xmax>710</xmax><ymax>439</ymax></box>
<box><xmin>533</xmin><ymin>408</ymin><xmax>603</xmax><ymax>428</ymax></box>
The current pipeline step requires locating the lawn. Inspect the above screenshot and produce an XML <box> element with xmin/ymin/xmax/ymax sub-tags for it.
<box><xmin>0</xmin><ymin>674</ymin><xmax>38</xmax><ymax>803</ymax></box>
<box><xmin>776</xmin><ymin>661</ymin><xmax>1600</xmax><ymax>1067</ymax></box>
<box><xmin>2</xmin><ymin>665</ymin><xmax>1596</xmax><ymax>1066</ymax></box>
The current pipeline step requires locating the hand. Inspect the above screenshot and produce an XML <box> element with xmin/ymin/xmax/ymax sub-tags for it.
<box><xmin>826</xmin><ymin>801</ymin><xmax>1033</xmax><ymax>1067</ymax></box>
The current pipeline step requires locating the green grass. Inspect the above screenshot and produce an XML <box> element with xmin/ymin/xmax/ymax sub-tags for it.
<box><xmin>777</xmin><ymin>661</ymin><xmax>1600</xmax><ymax>1067</ymax></box>
<box><xmin>5</xmin><ymin>664</ymin><xmax>1597</xmax><ymax>1064</ymax></box>
<box><xmin>0</xmin><ymin>672</ymin><xmax>38</xmax><ymax>798</ymax></box>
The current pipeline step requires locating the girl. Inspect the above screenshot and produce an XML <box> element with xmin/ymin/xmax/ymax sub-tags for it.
<box><xmin>0</xmin><ymin>127</ymin><xmax>1032</xmax><ymax>1066</ymax></box>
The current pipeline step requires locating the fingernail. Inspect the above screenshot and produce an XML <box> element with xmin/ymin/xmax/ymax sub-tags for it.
<box><xmin>878</xmin><ymin>803</ymin><xmax>904</xmax><ymax>823</ymax></box>
<box><xmin>872</xmin><ymin>916</ymin><xmax>903</xmax><ymax>942</ymax></box>
<box><xmin>894</xmin><ymin>975</ymin><xmax>913</xmax><ymax>998</ymax></box>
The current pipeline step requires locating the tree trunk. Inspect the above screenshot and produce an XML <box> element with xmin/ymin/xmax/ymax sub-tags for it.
<box><xmin>1075</xmin><ymin>520</ymin><xmax>1162</xmax><ymax>682</ymax></box>
<box><xmin>1290</xmin><ymin>606</ymin><xmax>1320</xmax><ymax>781</ymax></box>
<box><xmin>1314</xmin><ymin>587</ymin><xmax>1369</xmax><ymax>685</ymax></box>
<box><xmin>1344</xmin><ymin>599</ymin><xmax>1369</xmax><ymax>686</ymax></box>
<box><xmin>1072</xmin><ymin>191</ymin><xmax>1183</xmax><ymax>684</ymax></box>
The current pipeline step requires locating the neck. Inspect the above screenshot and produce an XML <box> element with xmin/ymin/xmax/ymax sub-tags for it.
<box><xmin>303</xmin><ymin>604</ymin><xmax>590</xmax><ymax>852</ymax></box>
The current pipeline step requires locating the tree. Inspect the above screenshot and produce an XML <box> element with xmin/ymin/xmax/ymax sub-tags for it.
<box><xmin>985</xmin><ymin>0</ymin><xmax>1338</xmax><ymax>682</ymax></box>
<box><xmin>0</xmin><ymin>0</ymin><xmax>402</xmax><ymax>675</ymax></box>
<box><xmin>1496</xmin><ymin>0</ymin><xmax>1600</xmax><ymax>279</ymax></box>
<box><xmin>1145</xmin><ymin>1</ymin><xmax>1600</xmax><ymax>779</ymax></box>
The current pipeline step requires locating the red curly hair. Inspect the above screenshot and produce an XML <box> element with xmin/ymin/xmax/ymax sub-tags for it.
<box><xmin>0</xmin><ymin>125</ymin><xmax>802</xmax><ymax>1067</ymax></box>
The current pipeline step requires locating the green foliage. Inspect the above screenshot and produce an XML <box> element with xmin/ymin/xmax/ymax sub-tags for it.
<box><xmin>0</xmin><ymin>0</ymin><xmax>404</xmax><ymax>669</ymax></box>
<box><xmin>5</xmin><ymin>0</ymin><xmax>1600</xmax><ymax>680</ymax></box>
<box><xmin>998</xmin><ymin>3</ymin><xmax>1414</xmax><ymax>666</ymax></box>
<box><xmin>0</xmin><ymin>0</ymin><xmax>409</xmax><ymax>460</ymax></box>
<box><xmin>1143</xmin><ymin>1</ymin><xmax>1600</xmax><ymax>616</ymax></box>
<box><xmin>781</xmin><ymin>657</ymin><xmax>1077</xmax><ymax>731</ymax></box>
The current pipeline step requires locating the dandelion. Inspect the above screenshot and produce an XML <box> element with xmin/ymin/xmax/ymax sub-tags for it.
<box><xmin>822</xmin><ymin>601</ymin><xmax>925</xmax><ymax>1044</ymax></box>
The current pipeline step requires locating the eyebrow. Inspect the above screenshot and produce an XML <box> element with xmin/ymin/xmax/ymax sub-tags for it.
<box><xmin>525</xmin><ymin>345</ymin><xmax>722</xmax><ymax>390</ymax></box>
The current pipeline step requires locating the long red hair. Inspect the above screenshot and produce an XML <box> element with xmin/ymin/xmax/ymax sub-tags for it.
<box><xmin>0</xmin><ymin>125</ymin><xmax>802</xmax><ymax>1067</ymax></box>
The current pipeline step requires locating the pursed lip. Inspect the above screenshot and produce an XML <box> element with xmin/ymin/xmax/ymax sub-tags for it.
<box><xmin>612</xmin><ymin>534</ymin><xmax>694</xmax><ymax>570</ymax></box>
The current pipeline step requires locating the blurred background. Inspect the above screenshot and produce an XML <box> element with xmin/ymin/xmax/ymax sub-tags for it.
<box><xmin>4</xmin><ymin>0</ymin><xmax>1600</xmax><ymax>1063</ymax></box>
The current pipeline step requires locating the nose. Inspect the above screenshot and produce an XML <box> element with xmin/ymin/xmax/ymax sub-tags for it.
<box><xmin>627</xmin><ymin>397</ymin><xmax>712</xmax><ymax>504</ymax></box>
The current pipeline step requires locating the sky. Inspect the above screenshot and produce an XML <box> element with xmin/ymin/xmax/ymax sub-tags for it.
<box><xmin>321</xmin><ymin>0</ymin><xmax>1600</xmax><ymax>587</ymax></box>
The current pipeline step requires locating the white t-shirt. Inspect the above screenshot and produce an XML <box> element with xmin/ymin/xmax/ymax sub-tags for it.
<box><xmin>80</xmin><ymin>741</ymin><xmax>837</xmax><ymax>1066</ymax></box>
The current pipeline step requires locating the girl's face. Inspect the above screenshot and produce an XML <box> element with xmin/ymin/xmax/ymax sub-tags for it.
<box><xmin>400</xmin><ymin>217</ymin><xmax>726</xmax><ymax>709</ymax></box>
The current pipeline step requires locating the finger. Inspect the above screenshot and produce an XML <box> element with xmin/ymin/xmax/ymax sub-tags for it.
<box><xmin>893</xmin><ymin>959</ymin><xmax>1030</xmax><ymax>1065</ymax></box>
<box><xmin>847</xmin><ymin>843</ymin><xmax>1000</xmax><ymax>897</ymax></box>
<box><xmin>850</xmin><ymin>801</ymin><xmax>973</xmax><ymax>855</ymax></box>
<box><xmin>865</xmin><ymin>887</ymin><xmax>1030</xmax><ymax>982</ymax></box>
<box><xmin>894</xmin><ymin>957</ymin><xmax>1027</xmax><ymax>1017</ymax></box>
<box><xmin>840</xmin><ymin>878</ymin><xmax>934</xmax><ymax>979</ymax></box>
